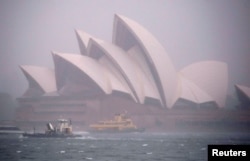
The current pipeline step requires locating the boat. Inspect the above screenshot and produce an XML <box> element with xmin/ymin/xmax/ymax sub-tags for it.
<box><xmin>89</xmin><ymin>112</ymin><xmax>145</xmax><ymax>133</ymax></box>
<box><xmin>23</xmin><ymin>119</ymin><xmax>81</xmax><ymax>138</ymax></box>
<box><xmin>0</xmin><ymin>125</ymin><xmax>24</xmax><ymax>138</ymax></box>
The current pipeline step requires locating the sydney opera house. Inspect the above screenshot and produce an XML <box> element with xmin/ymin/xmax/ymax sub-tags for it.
<box><xmin>16</xmin><ymin>15</ymin><xmax>250</xmax><ymax>132</ymax></box>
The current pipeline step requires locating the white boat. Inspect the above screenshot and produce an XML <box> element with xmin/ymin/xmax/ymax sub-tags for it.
<box><xmin>23</xmin><ymin>119</ymin><xmax>82</xmax><ymax>138</ymax></box>
<box><xmin>0</xmin><ymin>125</ymin><xmax>24</xmax><ymax>138</ymax></box>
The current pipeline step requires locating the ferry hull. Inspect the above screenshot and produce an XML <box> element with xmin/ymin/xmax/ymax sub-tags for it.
<box><xmin>90</xmin><ymin>128</ymin><xmax>145</xmax><ymax>133</ymax></box>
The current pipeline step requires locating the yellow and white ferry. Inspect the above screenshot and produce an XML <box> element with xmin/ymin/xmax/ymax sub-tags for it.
<box><xmin>89</xmin><ymin>112</ymin><xmax>144</xmax><ymax>133</ymax></box>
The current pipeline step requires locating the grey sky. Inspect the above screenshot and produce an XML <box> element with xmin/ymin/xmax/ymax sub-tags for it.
<box><xmin>0</xmin><ymin>0</ymin><xmax>249</xmax><ymax>98</ymax></box>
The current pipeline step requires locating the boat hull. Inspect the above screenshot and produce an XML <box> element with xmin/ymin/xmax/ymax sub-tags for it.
<box><xmin>90</xmin><ymin>128</ymin><xmax>145</xmax><ymax>133</ymax></box>
<box><xmin>23</xmin><ymin>133</ymin><xmax>82</xmax><ymax>138</ymax></box>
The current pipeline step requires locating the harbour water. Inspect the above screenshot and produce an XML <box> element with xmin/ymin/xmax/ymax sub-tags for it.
<box><xmin>1</xmin><ymin>133</ymin><xmax>250</xmax><ymax>161</ymax></box>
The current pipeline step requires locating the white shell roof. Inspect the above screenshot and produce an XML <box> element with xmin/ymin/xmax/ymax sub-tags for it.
<box><xmin>98</xmin><ymin>55</ymin><xmax>137</xmax><ymax>102</ymax></box>
<box><xmin>178</xmin><ymin>75</ymin><xmax>214</xmax><ymax>104</ymax></box>
<box><xmin>113</xmin><ymin>14</ymin><xmax>177</xmax><ymax>108</ymax></box>
<box><xmin>52</xmin><ymin>52</ymin><xmax>136</xmax><ymax>101</ymax></box>
<box><xmin>75</xmin><ymin>30</ymin><xmax>94</xmax><ymax>55</ymax></box>
<box><xmin>20</xmin><ymin>65</ymin><xmax>56</xmax><ymax>93</ymax></box>
<box><xmin>88</xmin><ymin>38</ymin><xmax>140</xmax><ymax>103</ymax></box>
<box><xmin>235</xmin><ymin>84</ymin><xmax>250</xmax><ymax>99</ymax></box>
<box><xmin>88</xmin><ymin>38</ymin><xmax>161</xmax><ymax>104</ymax></box>
<box><xmin>180</xmin><ymin>61</ymin><xmax>228</xmax><ymax>108</ymax></box>
<box><xmin>127</xmin><ymin>45</ymin><xmax>162</xmax><ymax>105</ymax></box>
<box><xmin>52</xmin><ymin>52</ymin><xmax>111</xmax><ymax>94</ymax></box>
<box><xmin>100</xmin><ymin>60</ymin><xmax>132</xmax><ymax>95</ymax></box>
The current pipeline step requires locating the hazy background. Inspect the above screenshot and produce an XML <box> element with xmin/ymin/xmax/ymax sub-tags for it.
<box><xmin>0</xmin><ymin>0</ymin><xmax>249</xmax><ymax>119</ymax></box>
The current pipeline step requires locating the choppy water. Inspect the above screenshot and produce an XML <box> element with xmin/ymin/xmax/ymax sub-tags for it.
<box><xmin>1</xmin><ymin>133</ymin><xmax>250</xmax><ymax>161</ymax></box>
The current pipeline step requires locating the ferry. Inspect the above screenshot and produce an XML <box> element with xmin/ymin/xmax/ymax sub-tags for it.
<box><xmin>89</xmin><ymin>112</ymin><xmax>144</xmax><ymax>133</ymax></box>
<box><xmin>23</xmin><ymin>119</ymin><xmax>81</xmax><ymax>138</ymax></box>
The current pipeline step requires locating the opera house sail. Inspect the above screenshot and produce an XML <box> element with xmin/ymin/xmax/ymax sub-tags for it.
<box><xmin>16</xmin><ymin>14</ymin><xmax>250</xmax><ymax>132</ymax></box>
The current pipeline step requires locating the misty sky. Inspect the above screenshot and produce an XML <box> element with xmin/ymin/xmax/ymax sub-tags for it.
<box><xmin>0</xmin><ymin>0</ymin><xmax>249</xmax><ymax>99</ymax></box>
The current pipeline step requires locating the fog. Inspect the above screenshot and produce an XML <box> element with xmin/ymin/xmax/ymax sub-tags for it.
<box><xmin>0</xmin><ymin>1</ymin><xmax>249</xmax><ymax>102</ymax></box>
